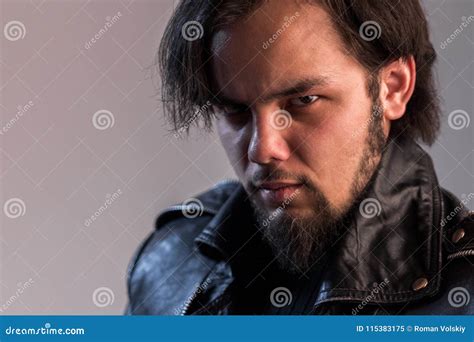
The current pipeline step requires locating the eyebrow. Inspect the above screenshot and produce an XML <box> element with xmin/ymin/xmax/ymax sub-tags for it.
<box><xmin>213</xmin><ymin>76</ymin><xmax>331</xmax><ymax>106</ymax></box>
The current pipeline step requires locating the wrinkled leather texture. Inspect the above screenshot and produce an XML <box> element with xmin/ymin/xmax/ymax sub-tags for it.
<box><xmin>126</xmin><ymin>136</ymin><xmax>474</xmax><ymax>315</ymax></box>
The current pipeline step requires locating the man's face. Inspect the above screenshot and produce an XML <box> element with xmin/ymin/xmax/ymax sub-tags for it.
<box><xmin>210</xmin><ymin>2</ymin><xmax>387</xmax><ymax>272</ymax></box>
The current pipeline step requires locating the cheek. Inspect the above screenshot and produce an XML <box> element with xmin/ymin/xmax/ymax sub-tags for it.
<box><xmin>293</xmin><ymin>102</ymin><xmax>371</xmax><ymax>198</ymax></box>
<box><xmin>298</xmin><ymin>125</ymin><xmax>357</xmax><ymax>178</ymax></box>
<box><xmin>216</xmin><ymin>120</ymin><xmax>250</xmax><ymax>173</ymax></box>
<box><xmin>298</xmin><ymin>103</ymin><xmax>368</xmax><ymax>164</ymax></box>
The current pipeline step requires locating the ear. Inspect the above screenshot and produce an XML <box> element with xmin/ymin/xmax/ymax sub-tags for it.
<box><xmin>379</xmin><ymin>56</ymin><xmax>416</xmax><ymax>122</ymax></box>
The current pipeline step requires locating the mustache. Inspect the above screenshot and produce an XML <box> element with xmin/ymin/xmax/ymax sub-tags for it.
<box><xmin>249</xmin><ymin>169</ymin><xmax>315</xmax><ymax>192</ymax></box>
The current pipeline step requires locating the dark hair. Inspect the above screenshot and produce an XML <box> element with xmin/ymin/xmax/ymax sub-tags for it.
<box><xmin>158</xmin><ymin>0</ymin><xmax>440</xmax><ymax>144</ymax></box>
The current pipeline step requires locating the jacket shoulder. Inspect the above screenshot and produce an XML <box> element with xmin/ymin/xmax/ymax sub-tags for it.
<box><xmin>125</xmin><ymin>180</ymin><xmax>240</xmax><ymax>314</ymax></box>
<box><xmin>446</xmin><ymin>212</ymin><xmax>474</xmax><ymax>260</ymax></box>
<box><xmin>154</xmin><ymin>179</ymin><xmax>240</xmax><ymax>228</ymax></box>
<box><xmin>440</xmin><ymin>189</ymin><xmax>473</xmax><ymax>258</ymax></box>
<box><xmin>441</xmin><ymin>210</ymin><xmax>474</xmax><ymax>314</ymax></box>
<box><xmin>395</xmin><ymin>208</ymin><xmax>473</xmax><ymax>315</ymax></box>
<box><xmin>128</xmin><ymin>179</ymin><xmax>240</xmax><ymax>276</ymax></box>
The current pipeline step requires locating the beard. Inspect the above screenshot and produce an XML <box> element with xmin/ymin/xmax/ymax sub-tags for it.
<box><xmin>250</xmin><ymin>100</ymin><xmax>386</xmax><ymax>275</ymax></box>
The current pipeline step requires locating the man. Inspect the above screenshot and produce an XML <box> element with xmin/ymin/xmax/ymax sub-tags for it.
<box><xmin>126</xmin><ymin>0</ymin><xmax>473</xmax><ymax>315</ymax></box>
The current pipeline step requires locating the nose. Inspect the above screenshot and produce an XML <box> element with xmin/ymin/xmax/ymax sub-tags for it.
<box><xmin>248</xmin><ymin>108</ymin><xmax>292</xmax><ymax>165</ymax></box>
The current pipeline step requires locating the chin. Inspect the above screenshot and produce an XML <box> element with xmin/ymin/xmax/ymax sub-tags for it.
<box><xmin>260</xmin><ymin>204</ymin><xmax>314</xmax><ymax>223</ymax></box>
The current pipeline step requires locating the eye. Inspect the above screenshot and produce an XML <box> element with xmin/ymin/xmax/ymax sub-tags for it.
<box><xmin>212</xmin><ymin>103</ymin><xmax>250</xmax><ymax>128</ymax></box>
<box><xmin>289</xmin><ymin>95</ymin><xmax>319</xmax><ymax>107</ymax></box>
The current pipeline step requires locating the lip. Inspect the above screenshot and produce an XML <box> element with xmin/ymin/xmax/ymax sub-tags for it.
<box><xmin>256</xmin><ymin>182</ymin><xmax>303</xmax><ymax>206</ymax></box>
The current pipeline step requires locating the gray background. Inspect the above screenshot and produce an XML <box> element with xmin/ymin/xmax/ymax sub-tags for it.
<box><xmin>0</xmin><ymin>0</ymin><xmax>472</xmax><ymax>314</ymax></box>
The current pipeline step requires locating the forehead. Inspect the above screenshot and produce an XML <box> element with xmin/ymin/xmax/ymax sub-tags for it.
<box><xmin>209</xmin><ymin>1</ymin><xmax>355</xmax><ymax>101</ymax></box>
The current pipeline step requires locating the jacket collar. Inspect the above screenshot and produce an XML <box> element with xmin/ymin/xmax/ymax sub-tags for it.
<box><xmin>195</xmin><ymin>135</ymin><xmax>446</xmax><ymax>305</ymax></box>
<box><xmin>194</xmin><ymin>182</ymin><xmax>256</xmax><ymax>260</ymax></box>
<box><xmin>314</xmin><ymin>135</ymin><xmax>445</xmax><ymax>306</ymax></box>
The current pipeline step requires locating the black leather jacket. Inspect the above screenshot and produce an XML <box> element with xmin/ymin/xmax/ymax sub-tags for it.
<box><xmin>126</xmin><ymin>137</ymin><xmax>474</xmax><ymax>315</ymax></box>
